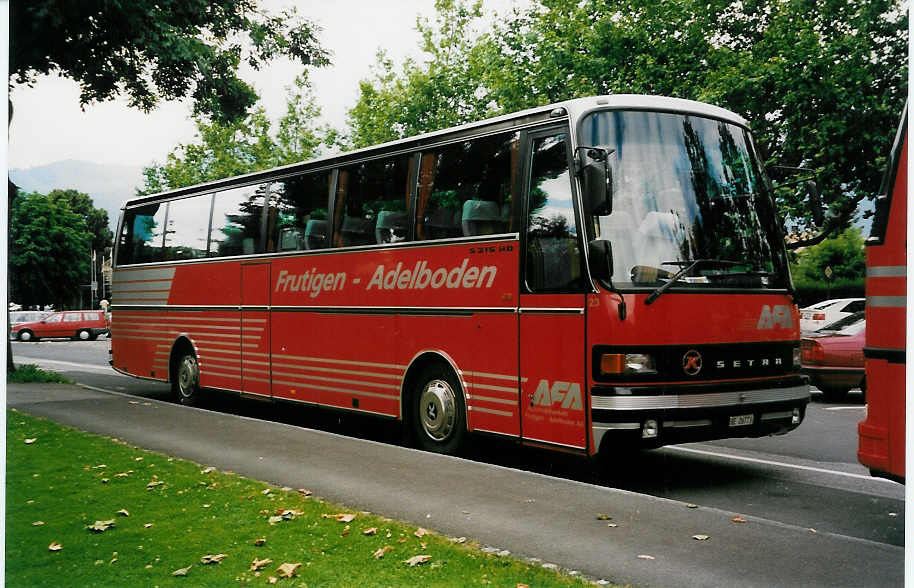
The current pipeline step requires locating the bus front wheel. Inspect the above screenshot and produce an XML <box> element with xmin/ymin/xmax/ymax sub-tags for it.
<box><xmin>172</xmin><ymin>352</ymin><xmax>201</xmax><ymax>406</ymax></box>
<box><xmin>411</xmin><ymin>364</ymin><xmax>466</xmax><ymax>455</ymax></box>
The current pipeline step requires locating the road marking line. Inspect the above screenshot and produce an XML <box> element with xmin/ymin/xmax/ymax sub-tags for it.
<box><xmin>667</xmin><ymin>445</ymin><xmax>896</xmax><ymax>483</ymax></box>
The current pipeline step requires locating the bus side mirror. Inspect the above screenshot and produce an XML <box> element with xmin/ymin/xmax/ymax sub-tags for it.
<box><xmin>577</xmin><ymin>146</ymin><xmax>614</xmax><ymax>216</ymax></box>
<box><xmin>806</xmin><ymin>180</ymin><xmax>824</xmax><ymax>226</ymax></box>
<box><xmin>588</xmin><ymin>239</ymin><xmax>613</xmax><ymax>281</ymax></box>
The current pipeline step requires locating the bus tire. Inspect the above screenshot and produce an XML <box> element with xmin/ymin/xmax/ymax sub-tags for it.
<box><xmin>172</xmin><ymin>351</ymin><xmax>202</xmax><ymax>406</ymax></box>
<box><xmin>410</xmin><ymin>363</ymin><xmax>466</xmax><ymax>455</ymax></box>
<box><xmin>16</xmin><ymin>330</ymin><xmax>35</xmax><ymax>342</ymax></box>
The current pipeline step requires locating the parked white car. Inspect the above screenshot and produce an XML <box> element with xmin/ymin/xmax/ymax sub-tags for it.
<box><xmin>800</xmin><ymin>298</ymin><xmax>865</xmax><ymax>333</ymax></box>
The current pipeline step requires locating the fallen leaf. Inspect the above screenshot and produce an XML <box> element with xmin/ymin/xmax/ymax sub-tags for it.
<box><xmin>146</xmin><ymin>480</ymin><xmax>164</xmax><ymax>490</ymax></box>
<box><xmin>32</xmin><ymin>521</ymin><xmax>45</xmax><ymax>526</ymax></box>
<box><xmin>254</xmin><ymin>537</ymin><xmax>267</xmax><ymax>546</ymax></box>
<box><xmin>276</xmin><ymin>562</ymin><xmax>301</xmax><ymax>578</ymax></box>
<box><xmin>134</xmin><ymin>457</ymin><xmax>143</xmax><ymax>462</ymax></box>
<box><xmin>686</xmin><ymin>504</ymin><xmax>699</xmax><ymax>509</ymax></box>
<box><xmin>87</xmin><ymin>520</ymin><xmax>116</xmax><ymax>533</ymax></box>
<box><xmin>414</xmin><ymin>528</ymin><xmax>428</xmax><ymax>538</ymax></box>
<box><xmin>404</xmin><ymin>555</ymin><xmax>431</xmax><ymax>567</ymax></box>
<box><xmin>731</xmin><ymin>516</ymin><xmax>747</xmax><ymax>524</ymax></box>
<box><xmin>692</xmin><ymin>534</ymin><xmax>711</xmax><ymax>541</ymax></box>
<box><xmin>298</xmin><ymin>488</ymin><xmax>312</xmax><ymax>497</ymax></box>
<box><xmin>373</xmin><ymin>546</ymin><xmax>394</xmax><ymax>559</ymax></box>
<box><xmin>262</xmin><ymin>489</ymin><xmax>272</xmax><ymax>495</ymax></box>
<box><xmin>637</xmin><ymin>554</ymin><xmax>655</xmax><ymax>560</ymax></box>
<box><xmin>323</xmin><ymin>513</ymin><xmax>355</xmax><ymax>523</ymax></box>
<box><xmin>268</xmin><ymin>516</ymin><xmax>284</xmax><ymax>525</ymax></box>
<box><xmin>114</xmin><ymin>473</ymin><xmax>130</xmax><ymax>478</ymax></box>
<box><xmin>268</xmin><ymin>577</ymin><xmax>278</xmax><ymax>585</ymax></box>
<box><xmin>363</xmin><ymin>527</ymin><xmax>378</xmax><ymax>536</ymax></box>
<box><xmin>101</xmin><ymin>479</ymin><xmax>109</xmax><ymax>484</ymax></box>
<box><xmin>201</xmin><ymin>553</ymin><xmax>226</xmax><ymax>565</ymax></box>
<box><xmin>117</xmin><ymin>509</ymin><xmax>130</xmax><ymax>517</ymax></box>
<box><xmin>92</xmin><ymin>464</ymin><xmax>107</xmax><ymax>469</ymax></box>
<box><xmin>172</xmin><ymin>565</ymin><xmax>192</xmax><ymax>577</ymax></box>
<box><xmin>24</xmin><ymin>438</ymin><xmax>36</xmax><ymax>444</ymax></box>
<box><xmin>596</xmin><ymin>514</ymin><xmax>612</xmax><ymax>520</ymax></box>
<box><xmin>144</xmin><ymin>523</ymin><xmax>153</xmax><ymax>529</ymax></box>
<box><xmin>450</xmin><ymin>536</ymin><xmax>466</xmax><ymax>544</ymax></box>
<box><xmin>48</xmin><ymin>541</ymin><xmax>62</xmax><ymax>552</ymax></box>
<box><xmin>607</xmin><ymin>523</ymin><xmax>618</xmax><ymax>528</ymax></box>
<box><xmin>251</xmin><ymin>558</ymin><xmax>272</xmax><ymax>571</ymax></box>
<box><xmin>517</xmin><ymin>584</ymin><xmax>530</xmax><ymax>588</ymax></box>
<box><xmin>200</xmin><ymin>467</ymin><xmax>216</xmax><ymax>474</ymax></box>
<box><xmin>397</xmin><ymin>538</ymin><xmax>407</xmax><ymax>544</ymax></box>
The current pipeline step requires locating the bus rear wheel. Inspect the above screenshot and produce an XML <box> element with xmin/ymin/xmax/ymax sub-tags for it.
<box><xmin>410</xmin><ymin>364</ymin><xmax>466</xmax><ymax>455</ymax></box>
<box><xmin>172</xmin><ymin>352</ymin><xmax>201</xmax><ymax>406</ymax></box>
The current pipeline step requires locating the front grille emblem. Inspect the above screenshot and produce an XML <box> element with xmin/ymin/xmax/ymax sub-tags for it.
<box><xmin>682</xmin><ymin>350</ymin><xmax>703</xmax><ymax>376</ymax></box>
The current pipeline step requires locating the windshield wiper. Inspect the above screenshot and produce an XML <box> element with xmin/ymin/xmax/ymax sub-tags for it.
<box><xmin>644</xmin><ymin>259</ymin><xmax>743</xmax><ymax>306</ymax></box>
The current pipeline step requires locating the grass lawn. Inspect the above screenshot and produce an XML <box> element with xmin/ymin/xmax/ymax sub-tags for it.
<box><xmin>6</xmin><ymin>409</ymin><xmax>598</xmax><ymax>587</ymax></box>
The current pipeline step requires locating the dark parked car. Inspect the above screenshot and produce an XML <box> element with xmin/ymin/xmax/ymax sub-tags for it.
<box><xmin>10</xmin><ymin>310</ymin><xmax>109</xmax><ymax>342</ymax></box>
<box><xmin>801</xmin><ymin>312</ymin><xmax>865</xmax><ymax>402</ymax></box>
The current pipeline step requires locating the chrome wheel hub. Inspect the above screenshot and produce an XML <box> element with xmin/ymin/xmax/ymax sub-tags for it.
<box><xmin>419</xmin><ymin>379</ymin><xmax>456</xmax><ymax>442</ymax></box>
<box><xmin>177</xmin><ymin>356</ymin><xmax>198</xmax><ymax>398</ymax></box>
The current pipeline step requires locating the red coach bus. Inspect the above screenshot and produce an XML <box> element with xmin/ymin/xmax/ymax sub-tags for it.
<box><xmin>858</xmin><ymin>105</ymin><xmax>907</xmax><ymax>483</ymax></box>
<box><xmin>111</xmin><ymin>95</ymin><xmax>809</xmax><ymax>456</ymax></box>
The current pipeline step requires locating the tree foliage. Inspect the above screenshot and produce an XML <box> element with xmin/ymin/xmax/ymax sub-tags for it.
<box><xmin>347</xmin><ymin>0</ymin><xmax>907</xmax><ymax>238</ymax></box>
<box><xmin>791</xmin><ymin>227</ymin><xmax>866</xmax><ymax>284</ymax></box>
<box><xmin>9</xmin><ymin>192</ymin><xmax>92</xmax><ymax>309</ymax></box>
<box><xmin>141</xmin><ymin>75</ymin><xmax>334</xmax><ymax>193</ymax></box>
<box><xmin>10</xmin><ymin>0</ymin><xmax>329</xmax><ymax>124</ymax></box>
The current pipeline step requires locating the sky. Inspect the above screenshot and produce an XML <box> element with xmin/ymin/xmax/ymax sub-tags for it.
<box><xmin>7</xmin><ymin>0</ymin><xmax>524</xmax><ymax>171</ymax></box>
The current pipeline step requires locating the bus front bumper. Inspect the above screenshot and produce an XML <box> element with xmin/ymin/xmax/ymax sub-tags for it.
<box><xmin>591</xmin><ymin>377</ymin><xmax>809</xmax><ymax>450</ymax></box>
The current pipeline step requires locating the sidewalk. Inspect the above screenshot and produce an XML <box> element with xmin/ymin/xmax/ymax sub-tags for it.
<box><xmin>7</xmin><ymin>383</ymin><xmax>904</xmax><ymax>587</ymax></box>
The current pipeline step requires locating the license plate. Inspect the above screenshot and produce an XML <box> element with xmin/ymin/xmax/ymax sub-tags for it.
<box><xmin>729</xmin><ymin>414</ymin><xmax>754</xmax><ymax>427</ymax></box>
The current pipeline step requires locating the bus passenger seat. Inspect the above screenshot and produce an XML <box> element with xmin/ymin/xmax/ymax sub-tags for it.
<box><xmin>279</xmin><ymin>228</ymin><xmax>304</xmax><ymax>251</ymax></box>
<box><xmin>304</xmin><ymin>220</ymin><xmax>327</xmax><ymax>250</ymax></box>
<box><xmin>375</xmin><ymin>211</ymin><xmax>408</xmax><ymax>244</ymax></box>
<box><xmin>425</xmin><ymin>207</ymin><xmax>461</xmax><ymax>239</ymax></box>
<box><xmin>462</xmin><ymin>200</ymin><xmax>504</xmax><ymax>236</ymax></box>
<box><xmin>340</xmin><ymin>216</ymin><xmax>375</xmax><ymax>246</ymax></box>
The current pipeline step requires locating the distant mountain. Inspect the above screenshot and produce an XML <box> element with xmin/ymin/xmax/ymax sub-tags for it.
<box><xmin>9</xmin><ymin>160</ymin><xmax>145</xmax><ymax>232</ymax></box>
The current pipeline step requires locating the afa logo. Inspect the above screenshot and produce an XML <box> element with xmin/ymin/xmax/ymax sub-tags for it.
<box><xmin>531</xmin><ymin>380</ymin><xmax>583</xmax><ymax>410</ymax></box>
<box><xmin>757</xmin><ymin>305</ymin><xmax>793</xmax><ymax>329</ymax></box>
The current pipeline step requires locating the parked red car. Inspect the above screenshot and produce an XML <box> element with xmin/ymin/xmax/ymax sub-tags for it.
<box><xmin>10</xmin><ymin>310</ymin><xmax>109</xmax><ymax>342</ymax></box>
<box><xmin>801</xmin><ymin>312</ymin><xmax>865</xmax><ymax>402</ymax></box>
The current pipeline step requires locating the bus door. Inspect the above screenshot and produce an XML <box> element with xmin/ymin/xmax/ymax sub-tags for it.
<box><xmin>519</xmin><ymin>129</ymin><xmax>588</xmax><ymax>450</ymax></box>
<box><xmin>240</xmin><ymin>262</ymin><xmax>271</xmax><ymax>398</ymax></box>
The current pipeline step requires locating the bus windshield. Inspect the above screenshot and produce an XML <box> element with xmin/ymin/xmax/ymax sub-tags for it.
<box><xmin>581</xmin><ymin>110</ymin><xmax>789</xmax><ymax>290</ymax></box>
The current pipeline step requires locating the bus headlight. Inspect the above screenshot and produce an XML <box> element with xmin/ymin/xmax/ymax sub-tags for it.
<box><xmin>600</xmin><ymin>353</ymin><xmax>657</xmax><ymax>376</ymax></box>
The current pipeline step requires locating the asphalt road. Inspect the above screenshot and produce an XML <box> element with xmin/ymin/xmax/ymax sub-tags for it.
<box><xmin>7</xmin><ymin>340</ymin><xmax>906</xmax><ymax>586</ymax></box>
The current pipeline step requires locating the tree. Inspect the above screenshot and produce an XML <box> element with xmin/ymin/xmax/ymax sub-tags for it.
<box><xmin>141</xmin><ymin>74</ymin><xmax>333</xmax><ymax>193</ymax></box>
<box><xmin>791</xmin><ymin>227</ymin><xmax>866</xmax><ymax>284</ymax></box>
<box><xmin>9</xmin><ymin>192</ymin><xmax>92</xmax><ymax>309</ymax></box>
<box><xmin>347</xmin><ymin>0</ymin><xmax>907</xmax><ymax>240</ymax></box>
<box><xmin>10</xmin><ymin>1</ymin><xmax>329</xmax><ymax>125</ymax></box>
<box><xmin>482</xmin><ymin>0</ymin><xmax>907</xmax><ymax>243</ymax></box>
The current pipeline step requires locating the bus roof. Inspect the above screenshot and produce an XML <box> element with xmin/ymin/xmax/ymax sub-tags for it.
<box><xmin>125</xmin><ymin>94</ymin><xmax>747</xmax><ymax>208</ymax></box>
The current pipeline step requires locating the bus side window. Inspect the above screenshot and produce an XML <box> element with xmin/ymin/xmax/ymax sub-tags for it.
<box><xmin>333</xmin><ymin>154</ymin><xmax>413</xmax><ymax>247</ymax></box>
<box><xmin>273</xmin><ymin>171</ymin><xmax>332</xmax><ymax>251</ymax></box>
<box><xmin>209</xmin><ymin>184</ymin><xmax>268</xmax><ymax>257</ymax></box>
<box><xmin>163</xmin><ymin>195</ymin><xmax>213</xmax><ymax>261</ymax></box>
<box><xmin>416</xmin><ymin>131</ymin><xmax>518</xmax><ymax>241</ymax></box>
<box><xmin>117</xmin><ymin>202</ymin><xmax>166</xmax><ymax>265</ymax></box>
<box><xmin>524</xmin><ymin>133</ymin><xmax>585</xmax><ymax>292</ymax></box>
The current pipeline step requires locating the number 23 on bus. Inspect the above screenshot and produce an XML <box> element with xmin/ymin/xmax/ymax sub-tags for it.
<box><xmin>110</xmin><ymin>94</ymin><xmax>809</xmax><ymax>457</ymax></box>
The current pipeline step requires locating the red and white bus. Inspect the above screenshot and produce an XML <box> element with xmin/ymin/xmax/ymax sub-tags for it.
<box><xmin>111</xmin><ymin>95</ymin><xmax>809</xmax><ymax>456</ymax></box>
<box><xmin>858</xmin><ymin>105</ymin><xmax>907</xmax><ymax>483</ymax></box>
